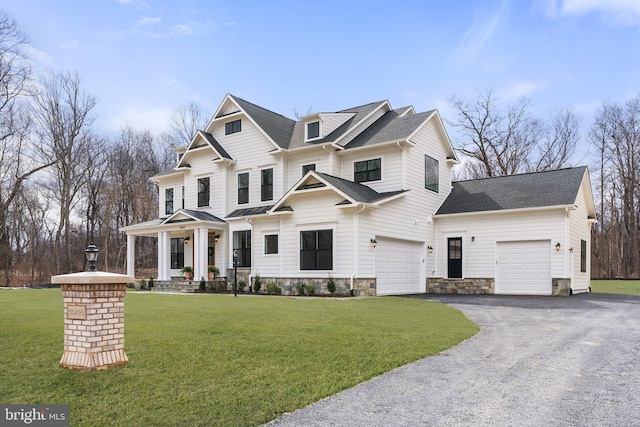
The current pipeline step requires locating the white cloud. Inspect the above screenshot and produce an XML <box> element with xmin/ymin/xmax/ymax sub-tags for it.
<box><xmin>544</xmin><ymin>0</ymin><xmax>640</xmax><ymax>26</ymax></box>
<box><xmin>498</xmin><ymin>79</ymin><xmax>546</xmax><ymax>101</ymax></box>
<box><xmin>136</xmin><ymin>16</ymin><xmax>161</xmax><ymax>26</ymax></box>
<box><xmin>449</xmin><ymin>0</ymin><xmax>510</xmax><ymax>67</ymax></box>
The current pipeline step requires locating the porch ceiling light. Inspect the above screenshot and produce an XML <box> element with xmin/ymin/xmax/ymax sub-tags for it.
<box><xmin>85</xmin><ymin>244</ymin><xmax>99</xmax><ymax>272</ymax></box>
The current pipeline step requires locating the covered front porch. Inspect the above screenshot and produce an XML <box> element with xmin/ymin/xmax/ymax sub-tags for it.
<box><xmin>122</xmin><ymin>209</ymin><xmax>228</xmax><ymax>282</ymax></box>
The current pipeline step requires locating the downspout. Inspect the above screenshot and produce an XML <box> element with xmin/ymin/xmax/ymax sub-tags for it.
<box><xmin>352</xmin><ymin>204</ymin><xmax>367</xmax><ymax>294</ymax></box>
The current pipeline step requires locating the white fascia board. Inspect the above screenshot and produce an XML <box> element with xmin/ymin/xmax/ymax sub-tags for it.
<box><xmin>412</xmin><ymin>109</ymin><xmax>458</xmax><ymax>163</ymax></box>
<box><xmin>269</xmin><ymin>171</ymin><xmax>357</xmax><ymax>212</ymax></box>
<box><xmin>434</xmin><ymin>204</ymin><xmax>575</xmax><ymax>220</ymax></box>
<box><xmin>335</xmin><ymin>139</ymin><xmax>407</xmax><ymax>155</ymax></box>
<box><xmin>373</xmin><ymin>190</ymin><xmax>408</xmax><ymax>206</ymax></box>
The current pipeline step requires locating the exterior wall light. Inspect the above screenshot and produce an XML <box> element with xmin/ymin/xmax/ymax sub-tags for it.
<box><xmin>370</xmin><ymin>239</ymin><xmax>377</xmax><ymax>248</ymax></box>
<box><xmin>427</xmin><ymin>246</ymin><xmax>433</xmax><ymax>254</ymax></box>
<box><xmin>85</xmin><ymin>244</ymin><xmax>99</xmax><ymax>272</ymax></box>
<box><xmin>555</xmin><ymin>242</ymin><xmax>561</xmax><ymax>252</ymax></box>
<box><xmin>184</xmin><ymin>236</ymin><xmax>190</xmax><ymax>245</ymax></box>
<box><xmin>214</xmin><ymin>234</ymin><xmax>220</xmax><ymax>243</ymax></box>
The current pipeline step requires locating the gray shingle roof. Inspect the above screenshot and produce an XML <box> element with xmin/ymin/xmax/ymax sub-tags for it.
<box><xmin>315</xmin><ymin>173</ymin><xmax>406</xmax><ymax>204</ymax></box>
<box><xmin>163</xmin><ymin>209</ymin><xmax>226</xmax><ymax>224</ymax></box>
<box><xmin>344</xmin><ymin>109</ymin><xmax>434</xmax><ymax>149</ymax></box>
<box><xmin>200</xmin><ymin>131</ymin><xmax>233</xmax><ymax>160</ymax></box>
<box><xmin>435</xmin><ymin>167</ymin><xmax>587</xmax><ymax>215</ymax></box>
<box><xmin>232</xmin><ymin>96</ymin><xmax>296</xmax><ymax>149</ymax></box>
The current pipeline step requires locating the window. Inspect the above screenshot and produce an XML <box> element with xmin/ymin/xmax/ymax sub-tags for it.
<box><xmin>425</xmin><ymin>155</ymin><xmax>439</xmax><ymax>193</ymax></box>
<box><xmin>580</xmin><ymin>239</ymin><xmax>587</xmax><ymax>273</ymax></box>
<box><xmin>197</xmin><ymin>177</ymin><xmax>210</xmax><ymax>207</ymax></box>
<box><xmin>354</xmin><ymin>158</ymin><xmax>381</xmax><ymax>183</ymax></box>
<box><xmin>302</xmin><ymin>164</ymin><xmax>316</xmax><ymax>175</ymax></box>
<box><xmin>233</xmin><ymin>230</ymin><xmax>251</xmax><ymax>267</ymax></box>
<box><xmin>261</xmin><ymin>168</ymin><xmax>273</xmax><ymax>201</ymax></box>
<box><xmin>238</xmin><ymin>173</ymin><xmax>249</xmax><ymax>204</ymax></box>
<box><xmin>225</xmin><ymin>119</ymin><xmax>241</xmax><ymax>135</ymax></box>
<box><xmin>307</xmin><ymin>121</ymin><xmax>320</xmax><ymax>139</ymax></box>
<box><xmin>265</xmin><ymin>234</ymin><xmax>279</xmax><ymax>254</ymax></box>
<box><xmin>170</xmin><ymin>238</ymin><xmax>185</xmax><ymax>269</ymax></box>
<box><xmin>300</xmin><ymin>229</ymin><xmax>333</xmax><ymax>270</ymax></box>
<box><xmin>181</xmin><ymin>186</ymin><xmax>185</xmax><ymax>209</ymax></box>
<box><xmin>165</xmin><ymin>188</ymin><xmax>174</xmax><ymax>215</ymax></box>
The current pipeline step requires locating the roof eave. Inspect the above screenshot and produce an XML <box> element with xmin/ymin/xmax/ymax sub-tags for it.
<box><xmin>435</xmin><ymin>204</ymin><xmax>576</xmax><ymax>218</ymax></box>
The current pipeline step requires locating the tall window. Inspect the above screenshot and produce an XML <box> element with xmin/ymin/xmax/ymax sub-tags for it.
<box><xmin>425</xmin><ymin>155</ymin><xmax>439</xmax><ymax>193</ymax></box>
<box><xmin>165</xmin><ymin>188</ymin><xmax>174</xmax><ymax>215</ymax></box>
<box><xmin>233</xmin><ymin>230</ymin><xmax>251</xmax><ymax>267</ymax></box>
<box><xmin>265</xmin><ymin>234</ymin><xmax>279</xmax><ymax>254</ymax></box>
<box><xmin>238</xmin><ymin>173</ymin><xmax>249</xmax><ymax>204</ymax></box>
<box><xmin>354</xmin><ymin>158</ymin><xmax>381</xmax><ymax>183</ymax></box>
<box><xmin>302</xmin><ymin>164</ymin><xmax>316</xmax><ymax>175</ymax></box>
<box><xmin>225</xmin><ymin>119</ymin><xmax>241</xmax><ymax>135</ymax></box>
<box><xmin>171</xmin><ymin>238</ymin><xmax>185</xmax><ymax>269</ymax></box>
<box><xmin>261</xmin><ymin>168</ymin><xmax>273</xmax><ymax>201</ymax></box>
<box><xmin>307</xmin><ymin>121</ymin><xmax>320</xmax><ymax>139</ymax></box>
<box><xmin>181</xmin><ymin>185</ymin><xmax>185</xmax><ymax>209</ymax></box>
<box><xmin>198</xmin><ymin>177</ymin><xmax>210</xmax><ymax>207</ymax></box>
<box><xmin>580</xmin><ymin>239</ymin><xmax>587</xmax><ymax>273</ymax></box>
<box><xmin>300</xmin><ymin>229</ymin><xmax>333</xmax><ymax>270</ymax></box>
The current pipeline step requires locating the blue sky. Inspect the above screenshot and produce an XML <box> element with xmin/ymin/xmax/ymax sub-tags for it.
<box><xmin>4</xmin><ymin>0</ymin><xmax>640</xmax><ymax>159</ymax></box>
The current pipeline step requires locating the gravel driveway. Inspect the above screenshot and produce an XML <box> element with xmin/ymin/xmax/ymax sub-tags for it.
<box><xmin>268</xmin><ymin>293</ymin><xmax>640</xmax><ymax>426</ymax></box>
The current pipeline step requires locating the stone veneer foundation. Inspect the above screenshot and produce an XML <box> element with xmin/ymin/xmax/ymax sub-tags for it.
<box><xmin>52</xmin><ymin>271</ymin><xmax>134</xmax><ymax>371</ymax></box>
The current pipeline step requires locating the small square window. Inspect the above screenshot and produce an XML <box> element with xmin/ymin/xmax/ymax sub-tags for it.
<box><xmin>225</xmin><ymin>119</ymin><xmax>242</xmax><ymax>135</ymax></box>
<box><xmin>307</xmin><ymin>121</ymin><xmax>320</xmax><ymax>139</ymax></box>
<box><xmin>265</xmin><ymin>234</ymin><xmax>279</xmax><ymax>254</ymax></box>
<box><xmin>302</xmin><ymin>164</ymin><xmax>316</xmax><ymax>175</ymax></box>
<box><xmin>354</xmin><ymin>158</ymin><xmax>381</xmax><ymax>183</ymax></box>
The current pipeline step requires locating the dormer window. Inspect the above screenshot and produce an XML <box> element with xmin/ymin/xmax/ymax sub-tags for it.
<box><xmin>307</xmin><ymin>121</ymin><xmax>320</xmax><ymax>140</ymax></box>
<box><xmin>225</xmin><ymin>119</ymin><xmax>241</xmax><ymax>135</ymax></box>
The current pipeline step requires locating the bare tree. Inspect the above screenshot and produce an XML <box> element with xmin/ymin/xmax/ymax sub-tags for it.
<box><xmin>168</xmin><ymin>102</ymin><xmax>208</xmax><ymax>146</ymax></box>
<box><xmin>449</xmin><ymin>89</ymin><xmax>543</xmax><ymax>177</ymax></box>
<box><xmin>536</xmin><ymin>108</ymin><xmax>580</xmax><ymax>171</ymax></box>
<box><xmin>31</xmin><ymin>70</ymin><xmax>97</xmax><ymax>273</ymax></box>
<box><xmin>0</xmin><ymin>11</ymin><xmax>54</xmax><ymax>285</ymax></box>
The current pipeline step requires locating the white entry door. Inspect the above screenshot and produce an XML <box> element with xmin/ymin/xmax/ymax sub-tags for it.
<box><xmin>496</xmin><ymin>240</ymin><xmax>552</xmax><ymax>295</ymax></box>
<box><xmin>375</xmin><ymin>238</ymin><xmax>424</xmax><ymax>295</ymax></box>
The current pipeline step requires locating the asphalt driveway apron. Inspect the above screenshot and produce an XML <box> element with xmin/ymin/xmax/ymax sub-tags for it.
<box><xmin>268</xmin><ymin>293</ymin><xmax>640</xmax><ymax>426</ymax></box>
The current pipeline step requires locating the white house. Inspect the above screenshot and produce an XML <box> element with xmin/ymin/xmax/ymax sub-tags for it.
<box><xmin>122</xmin><ymin>94</ymin><xmax>596</xmax><ymax>296</ymax></box>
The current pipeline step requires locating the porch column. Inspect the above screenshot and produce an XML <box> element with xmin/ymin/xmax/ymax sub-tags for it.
<box><xmin>158</xmin><ymin>231</ymin><xmax>170</xmax><ymax>281</ymax></box>
<box><xmin>126</xmin><ymin>234</ymin><xmax>135</xmax><ymax>277</ymax></box>
<box><xmin>194</xmin><ymin>228</ymin><xmax>208</xmax><ymax>280</ymax></box>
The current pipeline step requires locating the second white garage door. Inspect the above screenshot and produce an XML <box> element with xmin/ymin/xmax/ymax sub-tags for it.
<box><xmin>375</xmin><ymin>238</ymin><xmax>424</xmax><ymax>295</ymax></box>
<box><xmin>496</xmin><ymin>240</ymin><xmax>552</xmax><ymax>295</ymax></box>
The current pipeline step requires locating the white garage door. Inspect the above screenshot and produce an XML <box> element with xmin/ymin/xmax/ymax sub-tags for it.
<box><xmin>375</xmin><ymin>238</ymin><xmax>424</xmax><ymax>295</ymax></box>
<box><xmin>496</xmin><ymin>240</ymin><xmax>551</xmax><ymax>295</ymax></box>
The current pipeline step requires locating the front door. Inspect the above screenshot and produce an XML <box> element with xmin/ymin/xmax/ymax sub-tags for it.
<box><xmin>448</xmin><ymin>237</ymin><xmax>462</xmax><ymax>278</ymax></box>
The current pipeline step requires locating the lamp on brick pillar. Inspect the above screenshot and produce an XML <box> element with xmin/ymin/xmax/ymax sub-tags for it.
<box><xmin>85</xmin><ymin>244</ymin><xmax>99</xmax><ymax>272</ymax></box>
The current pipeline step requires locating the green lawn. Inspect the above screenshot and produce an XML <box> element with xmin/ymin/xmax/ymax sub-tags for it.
<box><xmin>590</xmin><ymin>279</ymin><xmax>640</xmax><ymax>294</ymax></box>
<box><xmin>0</xmin><ymin>290</ymin><xmax>478</xmax><ymax>426</ymax></box>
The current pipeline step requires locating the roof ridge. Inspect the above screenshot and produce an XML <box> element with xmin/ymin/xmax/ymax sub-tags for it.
<box><xmin>453</xmin><ymin>166</ymin><xmax>586</xmax><ymax>184</ymax></box>
<box><xmin>231</xmin><ymin>95</ymin><xmax>296</xmax><ymax>123</ymax></box>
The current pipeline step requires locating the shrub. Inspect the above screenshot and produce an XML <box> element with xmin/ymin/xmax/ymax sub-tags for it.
<box><xmin>139</xmin><ymin>279</ymin><xmax>147</xmax><ymax>290</ymax></box>
<box><xmin>209</xmin><ymin>281</ymin><xmax>226</xmax><ymax>293</ymax></box>
<box><xmin>266</xmin><ymin>281</ymin><xmax>282</xmax><ymax>295</ymax></box>
<box><xmin>327</xmin><ymin>276</ymin><xmax>336</xmax><ymax>295</ymax></box>
<box><xmin>253</xmin><ymin>274</ymin><xmax>262</xmax><ymax>293</ymax></box>
<box><xmin>148</xmin><ymin>277</ymin><xmax>154</xmax><ymax>289</ymax></box>
<box><xmin>239</xmin><ymin>280</ymin><xmax>247</xmax><ymax>292</ymax></box>
<box><xmin>126</xmin><ymin>282</ymin><xmax>135</xmax><ymax>289</ymax></box>
<box><xmin>305</xmin><ymin>283</ymin><xmax>316</xmax><ymax>296</ymax></box>
<box><xmin>295</xmin><ymin>282</ymin><xmax>306</xmax><ymax>296</ymax></box>
<box><xmin>199</xmin><ymin>277</ymin><xmax>206</xmax><ymax>292</ymax></box>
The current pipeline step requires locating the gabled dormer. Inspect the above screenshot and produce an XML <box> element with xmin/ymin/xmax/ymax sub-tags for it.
<box><xmin>302</xmin><ymin>112</ymin><xmax>356</xmax><ymax>143</ymax></box>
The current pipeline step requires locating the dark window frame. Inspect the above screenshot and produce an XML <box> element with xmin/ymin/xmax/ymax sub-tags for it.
<box><xmin>261</xmin><ymin>168</ymin><xmax>273</xmax><ymax>202</ymax></box>
<box><xmin>302</xmin><ymin>164</ymin><xmax>316</xmax><ymax>175</ymax></box>
<box><xmin>264</xmin><ymin>234</ymin><xmax>279</xmax><ymax>254</ymax></box>
<box><xmin>197</xmin><ymin>177</ymin><xmax>210</xmax><ymax>207</ymax></box>
<box><xmin>165</xmin><ymin>188</ymin><xmax>174</xmax><ymax>215</ymax></box>
<box><xmin>425</xmin><ymin>155</ymin><xmax>439</xmax><ymax>193</ymax></box>
<box><xmin>300</xmin><ymin>229</ymin><xmax>333</xmax><ymax>270</ymax></box>
<box><xmin>354</xmin><ymin>158</ymin><xmax>382</xmax><ymax>183</ymax></box>
<box><xmin>580</xmin><ymin>239</ymin><xmax>587</xmax><ymax>273</ymax></box>
<box><xmin>225</xmin><ymin>119</ymin><xmax>242</xmax><ymax>135</ymax></box>
<box><xmin>307</xmin><ymin>121</ymin><xmax>320</xmax><ymax>139</ymax></box>
<box><xmin>233</xmin><ymin>230</ymin><xmax>251</xmax><ymax>267</ymax></box>
<box><xmin>238</xmin><ymin>172</ymin><xmax>249</xmax><ymax>205</ymax></box>
<box><xmin>170</xmin><ymin>238</ymin><xmax>185</xmax><ymax>269</ymax></box>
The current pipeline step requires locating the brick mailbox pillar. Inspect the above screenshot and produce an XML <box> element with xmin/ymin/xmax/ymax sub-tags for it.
<box><xmin>51</xmin><ymin>271</ymin><xmax>134</xmax><ymax>371</ymax></box>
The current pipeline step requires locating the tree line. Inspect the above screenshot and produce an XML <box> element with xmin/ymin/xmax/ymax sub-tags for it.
<box><xmin>1</xmin><ymin>10</ymin><xmax>637</xmax><ymax>285</ymax></box>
